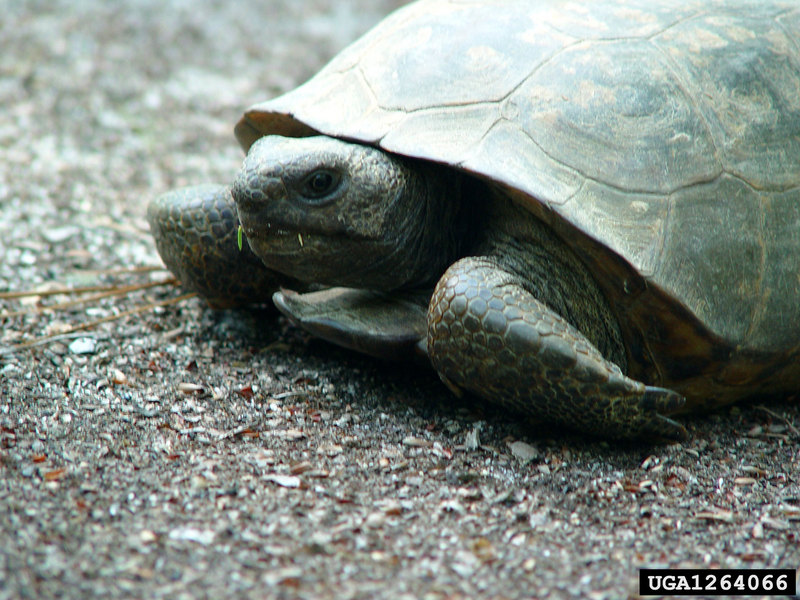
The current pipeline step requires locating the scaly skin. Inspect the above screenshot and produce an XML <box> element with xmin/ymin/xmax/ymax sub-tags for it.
<box><xmin>428</xmin><ymin>257</ymin><xmax>687</xmax><ymax>440</ymax></box>
<box><xmin>147</xmin><ymin>184</ymin><xmax>299</xmax><ymax>308</ymax></box>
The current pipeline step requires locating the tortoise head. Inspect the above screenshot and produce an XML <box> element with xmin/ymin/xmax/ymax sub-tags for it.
<box><xmin>232</xmin><ymin>135</ymin><xmax>463</xmax><ymax>291</ymax></box>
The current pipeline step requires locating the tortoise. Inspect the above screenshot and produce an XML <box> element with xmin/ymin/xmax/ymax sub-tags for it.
<box><xmin>148</xmin><ymin>0</ymin><xmax>800</xmax><ymax>440</ymax></box>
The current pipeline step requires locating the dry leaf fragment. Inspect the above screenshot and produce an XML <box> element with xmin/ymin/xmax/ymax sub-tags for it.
<box><xmin>236</xmin><ymin>386</ymin><xmax>254</xmax><ymax>399</ymax></box>
<box><xmin>471</xmin><ymin>537</ymin><xmax>498</xmax><ymax>563</ymax></box>
<box><xmin>44</xmin><ymin>468</ymin><xmax>66</xmax><ymax>481</ymax></box>
<box><xmin>316</xmin><ymin>444</ymin><xmax>343</xmax><ymax>456</ymax></box>
<box><xmin>277</xmin><ymin>428</ymin><xmax>305</xmax><ymax>441</ymax></box>
<box><xmin>290</xmin><ymin>461</ymin><xmax>313</xmax><ymax>475</ymax></box>
<box><xmin>695</xmin><ymin>508</ymin><xmax>734</xmax><ymax>522</ymax></box>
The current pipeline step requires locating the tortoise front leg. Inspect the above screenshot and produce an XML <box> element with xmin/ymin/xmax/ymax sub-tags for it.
<box><xmin>148</xmin><ymin>184</ymin><xmax>301</xmax><ymax>308</ymax></box>
<box><xmin>427</xmin><ymin>257</ymin><xmax>688</xmax><ymax>440</ymax></box>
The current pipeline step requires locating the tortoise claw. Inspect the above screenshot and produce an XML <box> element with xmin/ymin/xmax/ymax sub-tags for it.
<box><xmin>641</xmin><ymin>385</ymin><xmax>686</xmax><ymax>414</ymax></box>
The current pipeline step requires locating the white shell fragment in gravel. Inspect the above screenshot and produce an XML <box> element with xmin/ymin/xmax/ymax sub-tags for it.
<box><xmin>266</xmin><ymin>474</ymin><xmax>302</xmax><ymax>488</ymax></box>
<box><xmin>177</xmin><ymin>382</ymin><xmax>204</xmax><ymax>394</ymax></box>
<box><xmin>464</xmin><ymin>425</ymin><xmax>481</xmax><ymax>450</ymax></box>
<box><xmin>41</xmin><ymin>225</ymin><xmax>80</xmax><ymax>243</ymax></box>
<box><xmin>68</xmin><ymin>337</ymin><xmax>96</xmax><ymax>354</ymax></box>
<box><xmin>507</xmin><ymin>440</ymin><xmax>539</xmax><ymax>463</ymax></box>
<box><xmin>167</xmin><ymin>527</ymin><xmax>216</xmax><ymax>546</ymax></box>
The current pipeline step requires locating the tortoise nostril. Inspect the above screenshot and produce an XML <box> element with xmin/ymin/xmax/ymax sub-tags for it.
<box><xmin>233</xmin><ymin>171</ymin><xmax>286</xmax><ymax>210</ymax></box>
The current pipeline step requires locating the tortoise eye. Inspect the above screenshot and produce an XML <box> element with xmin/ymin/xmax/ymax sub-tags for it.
<box><xmin>302</xmin><ymin>169</ymin><xmax>341</xmax><ymax>199</ymax></box>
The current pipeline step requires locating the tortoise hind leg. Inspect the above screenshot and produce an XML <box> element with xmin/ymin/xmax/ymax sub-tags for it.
<box><xmin>427</xmin><ymin>257</ymin><xmax>687</xmax><ymax>441</ymax></box>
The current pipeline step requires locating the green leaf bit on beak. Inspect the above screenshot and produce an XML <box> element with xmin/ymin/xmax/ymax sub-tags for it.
<box><xmin>237</xmin><ymin>224</ymin><xmax>243</xmax><ymax>251</ymax></box>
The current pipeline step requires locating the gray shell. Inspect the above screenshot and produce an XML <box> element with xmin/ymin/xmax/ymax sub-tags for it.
<box><xmin>234</xmin><ymin>0</ymin><xmax>800</xmax><ymax>405</ymax></box>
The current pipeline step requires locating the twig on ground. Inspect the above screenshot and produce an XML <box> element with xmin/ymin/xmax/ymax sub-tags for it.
<box><xmin>0</xmin><ymin>268</ymin><xmax>194</xmax><ymax>354</ymax></box>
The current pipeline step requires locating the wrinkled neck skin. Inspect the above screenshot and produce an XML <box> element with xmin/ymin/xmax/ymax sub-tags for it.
<box><xmin>349</xmin><ymin>158</ymin><xmax>469</xmax><ymax>291</ymax></box>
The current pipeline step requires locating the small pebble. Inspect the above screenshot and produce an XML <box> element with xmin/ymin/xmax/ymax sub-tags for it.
<box><xmin>507</xmin><ymin>440</ymin><xmax>539</xmax><ymax>464</ymax></box>
<box><xmin>168</xmin><ymin>527</ymin><xmax>215</xmax><ymax>546</ymax></box>
<box><xmin>110</xmin><ymin>369</ymin><xmax>128</xmax><ymax>385</ymax></box>
<box><xmin>68</xmin><ymin>337</ymin><xmax>96</xmax><ymax>355</ymax></box>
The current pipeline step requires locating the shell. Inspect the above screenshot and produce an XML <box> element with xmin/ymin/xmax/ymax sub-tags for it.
<box><xmin>234</xmin><ymin>0</ymin><xmax>800</xmax><ymax>405</ymax></box>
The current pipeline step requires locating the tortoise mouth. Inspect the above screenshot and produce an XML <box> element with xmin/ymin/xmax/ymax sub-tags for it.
<box><xmin>237</xmin><ymin>201</ymin><xmax>372</xmax><ymax>251</ymax></box>
<box><xmin>237</xmin><ymin>210</ymin><xmax>348</xmax><ymax>270</ymax></box>
<box><xmin>239</xmin><ymin>218</ymin><xmax>311</xmax><ymax>255</ymax></box>
<box><xmin>241</xmin><ymin>223</ymin><xmax>383</xmax><ymax>287</ymax></box>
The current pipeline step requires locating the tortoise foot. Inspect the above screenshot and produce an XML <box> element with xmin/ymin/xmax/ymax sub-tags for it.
<box><xmin>273</xmin><ymin>287</ymin><xmax>428</xmax><ymax>362</ymax></box>
<box><xmin>427</xmin><ymin>257</ymin><xmax>688</xmax><ymax>441</ymax></box>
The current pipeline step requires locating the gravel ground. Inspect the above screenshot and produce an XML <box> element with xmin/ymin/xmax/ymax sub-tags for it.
<box><xmin>1</xmin><ymin>1</ymin><xmax>799</xmax><ymax>599</ymax></box>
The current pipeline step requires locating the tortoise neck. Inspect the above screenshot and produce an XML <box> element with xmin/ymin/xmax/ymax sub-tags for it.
<box><xmin>379</xmin><ymin>162</ymin><xmax>480</xmax><ymax>292</ymax></box>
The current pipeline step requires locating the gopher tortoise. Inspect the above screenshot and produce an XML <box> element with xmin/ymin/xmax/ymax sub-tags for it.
<box><xmin>148</xmin><ymin>0</ymin><xmax>800</xmax><ymax>440</ymax></box>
